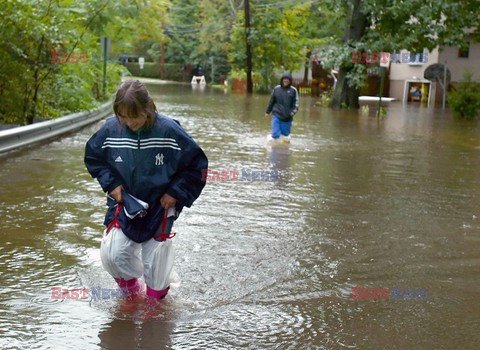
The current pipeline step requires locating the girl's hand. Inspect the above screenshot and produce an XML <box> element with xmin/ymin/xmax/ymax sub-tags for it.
<box><xmin>160</xmin><ymin>193</ymin><xmax>177</xmax><ymax>209</ymax></box>
<box><xmin>110</xmin><ymin>185</ymin><xmax>124</xmax><ymax>203</ymax></box>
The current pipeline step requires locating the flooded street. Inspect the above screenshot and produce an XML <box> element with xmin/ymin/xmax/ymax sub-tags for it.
<box><xmin>0</xmin><ymin>83</ymin><xmax>479</xmax><ymax>349</ymax></box>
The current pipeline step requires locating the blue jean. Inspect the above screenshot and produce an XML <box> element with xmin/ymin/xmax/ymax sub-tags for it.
<box><xmin>272</xmin><ymin>115</ymin><xmax>292</xmax><ymax>139</ymax></box>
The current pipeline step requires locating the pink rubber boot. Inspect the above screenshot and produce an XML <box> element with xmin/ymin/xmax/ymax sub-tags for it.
<box><xmin>146</xmin><ymin>286</ymin><xmax>170</xmax><ymax>299</ymax></box>
<box><xmin>115</xmin><ymin>278</ymin><xmax>142</xmax><ymax>298</ymax></box>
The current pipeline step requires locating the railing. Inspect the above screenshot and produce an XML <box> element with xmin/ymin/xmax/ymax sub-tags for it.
<box><xmin>295</xmin><ymin>83</ymin><xmax>313</xmax><ymax>96</ymax></box>
<box><xmin>292</xmin><ymin>79</ymin><xmax>333</xmax><ymax>97</ymax></box>
<box><xmin>0</xmin><ymin>101</ymin><xmax>112</xmax><ymax>155</ymax></box>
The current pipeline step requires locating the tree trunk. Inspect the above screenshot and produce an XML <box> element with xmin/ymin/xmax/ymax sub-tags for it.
<box><xmin>244</xmin><ymin>0</ymin><xmax>253</xmax><ymax>93</ymax></box>
<box><xmin>27</xmin><ymin>83</ymin><xmax>39</xmax><ymax>125</ymax></box>
<box><xmin>330</xmin><ymin>0</ymin><xmax>367</xmax><ymax>109</ymax></box>
<box><xmin>331</xmin><ymin>68</ymin><xmax>360</xmax><ymax>109</ymax></box>
<box><xmin>22</xmin><ymin>84</ymin><xmax>31</xmax><ymax>125</ymax></box>
<box><xmin>26</xmin><ymin>62</ymin><xmax>41</xmax><ymax>125</ymax></box>
<box><xmin>303</xmin><ymin>50</ymin><xmax>311</xmax><ymax>83</ymax></box>
<box><xmin>27</xmin><ymin>35</ymin><xmax>44</xmax><ymax>124</ymax></box>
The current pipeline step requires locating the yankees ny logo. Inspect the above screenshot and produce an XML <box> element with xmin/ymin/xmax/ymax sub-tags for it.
<box><xmin>155</xmin><ymin>153</ymin><xmax>164</xmax><ymax>165</ymax></box>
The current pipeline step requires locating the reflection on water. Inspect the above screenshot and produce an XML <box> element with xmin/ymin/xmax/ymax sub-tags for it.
<box><xmin>0</xmin><ymin>83</ymin><xmax>479</xmax><ymax>349</ymax></box>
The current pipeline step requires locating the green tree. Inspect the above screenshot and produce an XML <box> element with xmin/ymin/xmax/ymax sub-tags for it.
<box><xmin>448</xmin><ymin>72</ymin><xmax>480</xmax><ymax>119</ymax></box>
<box><xmin>324</xmin><ymin>0</ymin><xmax>480</xmax><ymax>109</ymax></box>
<box><xmin>164</xmin><ymin>0</ymin><xmax>200</xmax><ymax>66</ymax></box>
<box><xmin>196</xmin><ymin>0</ymin><xmax>242</xmax><ymax>82</ymax></box>
<box><xmin>129</xmin><ymin>0</ymin><xmax>169</xmax><ymax>63</ymax></box>
<box><xmin>229</xmin><ymin>1</ymin><xmax>309</xmax><ymax>92</ymax></box>
<box><xmin>301</xmin><ymin>1</ymin><xmax>346</xmax><ymax>83</ymax></box>
<box><xmin>0</xmin><ymin>0</ymin><xmax>164</xmax><ymax>125</ymax></box>
<box><xmin>0</xmin><ymin>0</ymin><xmax>116</xmax><ymax>124</ymax></box>
<box><xmin>0</xmin><ymin>0</ymin><xmax>90</xmax><ymax>124</ymax></box>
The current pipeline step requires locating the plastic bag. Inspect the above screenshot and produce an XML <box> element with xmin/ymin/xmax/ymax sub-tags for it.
<box><xmin>142</xmin><ymin>208</ymin><xmax>176</xmax><ymax>297</ymax></box>
<box><xmin>100</xmin><ymin>226</ymin><xmax>143</xmax><ymax>280</ymax></box>
<box><xmin>142</xmin><ymin>238</ymin><xmax>175</xmax><ymax>293</ymax></box>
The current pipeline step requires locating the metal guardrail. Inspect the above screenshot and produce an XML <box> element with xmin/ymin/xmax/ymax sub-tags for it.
<box><xmin>0</xmin><ymin>101</ymin><xmax>112</xmax><ymax>154</ymax></box>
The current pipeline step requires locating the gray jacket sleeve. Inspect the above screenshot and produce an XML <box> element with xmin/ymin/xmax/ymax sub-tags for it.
<box><xmin>290</xmin><ymin>87</ymin><xmax>299</xmax><ymax>116</ymax></box>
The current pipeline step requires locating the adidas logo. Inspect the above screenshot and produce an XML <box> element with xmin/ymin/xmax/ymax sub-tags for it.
<box><xmin>114</xmin><ymin>156</ymin><xmax>123</xmax><ymax>162</ymax></box>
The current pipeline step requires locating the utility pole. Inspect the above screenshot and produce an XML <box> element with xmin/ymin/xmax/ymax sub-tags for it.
<box><xmin>442</xmin><ymin>61</ymin><xmax>447</xmax><ymax>110</ymax></box>
<box><xmin>244</xmin><ymin>0</ymin><xmax>253</xmax><ymax>93</ymax></box>
<box><xmin>101</xmin><ymin>36</ymin><xmax>110</xmax><ymax>98</ymax></box>
<box><xmin>210</xmin><ymin>56</ymin><xmax>214</xmax><ymax>82</ymax></box>
<box><xmin>377</xmin><ymin>66</ymin><xmax>385</xmax><ymax>119</ymax></box>
<box><xmin>377</xmin><ymin>53</ymin><xmax>389</xmax><ymax>118</ymax></box>
<box><xmin>161</xmin><ymin>18</ymin><xmax>165</xmax><ymax>80</ymax></box>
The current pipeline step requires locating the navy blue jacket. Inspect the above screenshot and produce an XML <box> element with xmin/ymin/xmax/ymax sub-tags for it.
<box><xmin>265</xmin><ymin>72</ymin><xmax>299</xmax><ymax>122</ymax></box>
<box><xmin>84</xmin><ymin>113</ymin><xmax>208</xmax><ymax>243</ymax></box>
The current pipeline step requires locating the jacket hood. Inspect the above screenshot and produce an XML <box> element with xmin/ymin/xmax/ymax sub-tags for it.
<box><xmin>280</xmin><ymin>71</ymin><xmax>293</xmax><ymax>86</ymax></box>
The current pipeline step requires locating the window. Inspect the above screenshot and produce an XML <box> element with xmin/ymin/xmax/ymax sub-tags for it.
<box><xmin>458</xmin><ymin>42</ymin><xmax>470</xmax><ymax>58</ymax></box>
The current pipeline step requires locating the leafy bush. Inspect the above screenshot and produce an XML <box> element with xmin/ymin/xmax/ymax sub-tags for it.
<box><xmin>124</xmin><ymin>62</ymin><xmax>185</xmax><ymax>81</ymax></box>
<box><xmin>318</xmin><ymin>89</ymin><xmax>333</xmax><ymax>107</ymax></box>
<box><xmin>50</xmin><ymin>61</ymin><xmax>126</xmax><ymax>117</ymax></box>
<box><xmin>448</xmin><ymin>72</ymin><xmax>480</xmax><ymax>119</ymax></box>
<box><xmin>0</xmin><ymin>0</ymin><xmax>170</xmax><ymax>125</ymax></box>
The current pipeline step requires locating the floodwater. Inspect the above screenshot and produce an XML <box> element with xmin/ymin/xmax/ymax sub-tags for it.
<box><xmin>0</xmin><ymin>82</ymin><xmax>479</xmax><ymax>349</ymax></box>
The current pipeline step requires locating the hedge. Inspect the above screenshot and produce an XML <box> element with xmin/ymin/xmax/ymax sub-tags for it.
<box><xmin>124</xmin><ymin>62</ymin><xmax>185</xmax><ymax>82</ymax></box>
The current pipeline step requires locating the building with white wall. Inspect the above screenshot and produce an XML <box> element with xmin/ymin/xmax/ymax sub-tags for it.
<box><xmin>389</xmin><ymin>42</ymin><xmax>480</xmax><ymax>106</ymax></box>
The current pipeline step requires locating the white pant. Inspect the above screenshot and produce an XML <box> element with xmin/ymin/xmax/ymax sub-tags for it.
<box><xmin>100</xmin><ymin>227</ymin><xmax>174</xmax><ymax>293</ymax></box>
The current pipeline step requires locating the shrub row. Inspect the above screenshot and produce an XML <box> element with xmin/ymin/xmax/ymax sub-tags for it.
<box><xmin>124</xmin><ymin>62</ymin><xmax>185</xmax><ymax>82</ymax></box>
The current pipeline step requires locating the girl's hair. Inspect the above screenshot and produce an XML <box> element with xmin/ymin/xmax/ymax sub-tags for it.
<box><xmin>113</xmin><ymin>80</ymin><xmax>157</xmax><ymax>129</ymax></box>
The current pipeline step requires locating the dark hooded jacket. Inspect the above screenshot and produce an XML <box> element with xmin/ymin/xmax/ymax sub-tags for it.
<box><xmin>265</xmin><ymin>72</ymin><xmax>299</xmax><ymax>122</ymax></box>
<box><xmin>84</xmin><ymin>112</ymin><xmax>208</xmax><ymax>243</ymax></box>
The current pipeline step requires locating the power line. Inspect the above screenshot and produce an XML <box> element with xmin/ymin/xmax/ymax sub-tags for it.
<box><xmin>254</xmin><ymin>0</ymin><xmax>298</xmax><ymax>8</ymax></box>
<box><xmin>254</xmin><ymin>0</ymin><xmax>318</xmax><ymax>9</ymax></box>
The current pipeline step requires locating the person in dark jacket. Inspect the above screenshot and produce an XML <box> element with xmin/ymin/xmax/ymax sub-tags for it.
<box><xmin>84</xmin><ymin>80</ymin><xmax>208</xmax><ymax>299</ymax></box>
<box><xmin>264</xmin><ymin>71</ymin><xmax>299</xmax><ymax>143</ymax></box>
